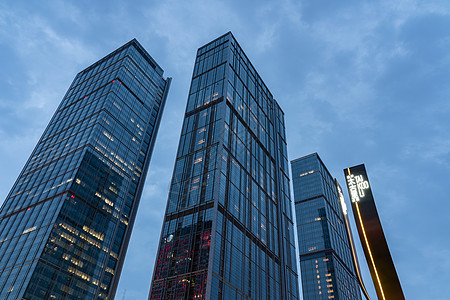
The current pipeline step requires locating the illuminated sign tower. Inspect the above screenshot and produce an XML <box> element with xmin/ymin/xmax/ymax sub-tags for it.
<box><xmin>344</xmin><ymin>164</ymin><xmax>405</xmax><ymax>300</ymax></box>
<box><xmin>291</xmin><ymin>153</ymin><xmax>363</xmax><ymax>300</ymax></box>
<box><xmin>0</xmin><ymin>40</ymin><xmax>171</xmax><ymax>299</ymax></box>
<box><xmin>149</xmin><ymin>32</ymin><xmax>299</xmax><ymax>299</ymax></box>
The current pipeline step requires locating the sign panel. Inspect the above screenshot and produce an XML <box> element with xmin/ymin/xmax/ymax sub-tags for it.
<box><xmin>346</xmin><ymin>173</ymin><xmax>370</xmax><ymax>203</ymax></box>
<box><xmin>336</xmin><ymin>181</ymin><xmax>348</xmax><ymax>215</ymax></box>
<box><xmin>344</xmin><ymin>164</ymin><xmax>405</xmax><ymax>300</ymax></box>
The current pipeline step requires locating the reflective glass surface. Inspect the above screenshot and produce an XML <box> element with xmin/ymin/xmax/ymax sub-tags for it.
<box><xmin>149</xmin><ymin>32</ymin><xmax>299</xmax><ymax>300</ymax></box>
<box><xmin>0</xmin><ymin>39</ymin><xmax>170</xmax><ymax>299</ymax></box>
<box><xmin>291</xmin><ymin>153</ymin><xmax>362</xmax><ymax>300</ymax></box>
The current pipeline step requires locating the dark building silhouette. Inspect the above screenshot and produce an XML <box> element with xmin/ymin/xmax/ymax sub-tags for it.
<box><xmin>344</xmin><ymin>164</ymin><xmax>405</xmax><ymax>300</ymax></box>
<box><xmin>0</xmin><ymin>39</ymin><xmax>171</xmax><ymax>299</ymax></box>
<box><xmin>291</xmin><ymin>153</ymin><xmax>363</xmax><ymax>300</ymax></box>
<box><xmin>149</xmin><ymin>32</ymin><xmax>299</xmax><ymax>299</ymax></box>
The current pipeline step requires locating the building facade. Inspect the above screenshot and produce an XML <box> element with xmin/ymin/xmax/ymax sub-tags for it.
<box><xmin>291</xmin><ymin>153</ymin><xmax>362</xmax><ymax>300</ymax></box>
<box><xmin>149</xmin><ymin>32</ymin><xmax>299</xmax><ymax>299</ymax></box>
<box><xmin>0</xmin><ymin>39</ymin><xmax>170</xmax><ymax>299</ymax></box>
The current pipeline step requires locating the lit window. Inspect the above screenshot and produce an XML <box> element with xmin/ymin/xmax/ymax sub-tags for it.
<box><xmin>103</xmin><ymin>131</ymin><xmax>114</xmax><ymax>141</ymax></box>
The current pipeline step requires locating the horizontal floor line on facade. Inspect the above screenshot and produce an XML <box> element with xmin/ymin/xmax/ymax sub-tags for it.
<box><xmin>217</xmin><ymin>203</ymin><xmax>281</xmax><ymax>265</ymax></box>
<box><xmin>164</xmin><ymin>201</ymin><xmax>215</xmax><ymax>222</ymax></box>
<box><xmin>1</xmin><ymin>192</ymin><xmax>67</xmax><ymax>220</ymax></box>
<box><xmin>185</xmin><ymin>97</ymin><xmax>224</xmax><ymax>118</ymax></box>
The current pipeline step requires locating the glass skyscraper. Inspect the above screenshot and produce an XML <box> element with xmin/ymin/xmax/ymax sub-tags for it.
<box><xmin>0</xmin><ymin>39</ymin><xmax>170</xmax><ymax>299</ymax></box>
<box><xmin>149</xmin><ymin>32</ymin><xmax>299</xmax><ymax>299</ymax></box>
<box><xmin>291</xmin><ymin>153</ymin><xmax>362</xmax><ymax>300</ymax></box>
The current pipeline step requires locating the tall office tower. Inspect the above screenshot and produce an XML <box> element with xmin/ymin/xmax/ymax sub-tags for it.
<box><xmin>0</xmin><ymin>39</ymin><xmax>171</xmax><ymax>299</ymax></box>
<box><xmin>291</xmin><ymin>153</ymin><xmax>362</xmax><ymax>300</ymax></box>
<box><xmin>149</xmin><ymin>32</ymin><xmax>299</xmax><ymax>300</ymax></box>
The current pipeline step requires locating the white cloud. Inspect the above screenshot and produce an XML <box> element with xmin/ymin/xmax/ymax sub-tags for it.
<box><xmin>143</xmin><ymin>0</ymin><xmax>241</xmax><ymax>72</ymax></box>
<box><xmin>254</xmin><ymin>23</ymin><xmax>279</xmax><ymax>54</ymax></box>
<box><xmin>0</xmin><ymin>8</ymin><xmax>95</xmax><ymax>110</ymax></box>
<box><xmin>403</xmin><ymin>137</ymin><xmax>450</xmax><ymax>167</ymax></box>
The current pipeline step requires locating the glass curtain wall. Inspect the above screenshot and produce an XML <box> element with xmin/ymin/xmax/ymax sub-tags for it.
<box><xmin>149</xmin><ymin>32</ymin><xmax>298</xmax><ymax>300</ymax></box>
<box><xmin>291</xmin><ymin>153</ymin><xmax>362</xmax><ymax>300</ymax></box>
<box><xmin>0</xmin><ymin>39</ymin><xmax>170</xmax><ymax>300</ymax></box>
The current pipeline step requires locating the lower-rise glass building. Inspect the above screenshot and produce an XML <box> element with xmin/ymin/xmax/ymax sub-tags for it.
<box><xmin>291</xmin><ymin>153</ymin><xmax>362</xmax><ymax>300</ymax></box>
<box><xmin>149</xmin><ymin>32</ymin><xmax>299</xmax><ymax>299</ymax></box>
<box><xmin>0</xmin><ymin>39</ymin><xmax>170</xmax><ymax>299</ymax></box>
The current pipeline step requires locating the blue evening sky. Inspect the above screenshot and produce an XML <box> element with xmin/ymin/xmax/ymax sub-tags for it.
<box><xmin>1</xmin><ymin>1</ymin><xmax>449</xmax><ymax>299</ymax></box>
